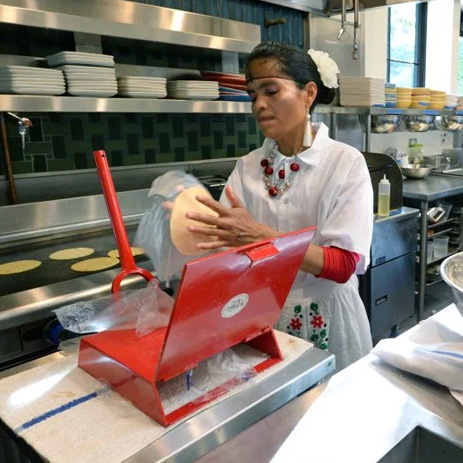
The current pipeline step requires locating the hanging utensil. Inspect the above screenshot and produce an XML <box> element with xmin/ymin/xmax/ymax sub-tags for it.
<box><xmin>352</xmin><ymin>0</ymin><xmax>360</xmax><ymax>60</ymax></box>
<box><xmin>338</xmin><ymin>0</ymin><xmax>347</xmax><ymax>40</ymax></box>
<box><xmin>94</xmin><ymin>150</ymin><xmax>154</xmax><ymax>293</ymax></box>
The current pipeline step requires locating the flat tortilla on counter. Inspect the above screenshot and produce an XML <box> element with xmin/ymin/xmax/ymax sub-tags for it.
<box><xmin>107</xmin><ymin>247</ymin><xmax>145</xmax><ymax>259</ymax></box>
<box><xmin>71</xmin><ymin>257</ymin><xmax>119</xmax><ymax>273</ymax></box>
<box><xmin>49</xmin><ymin>247</ymin><xmax>95</xmax><ymax>260</ymax></box>
<box><xmin>170</xmin><ymin>186</ymin><xmax>218</xmax><ymax>256</ymax></box>
<box><xmin>0</xmin><ymin>260</ymin><xmax>42</xmax><ymax>275</ymax></box>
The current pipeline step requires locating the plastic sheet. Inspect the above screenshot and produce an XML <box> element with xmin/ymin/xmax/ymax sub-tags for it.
<box><xmin>54</xmin><ymin>279</ymin><xmax>174</xmax><ymax>337</ymax></box>
<box><xmin>134</xmin><ymin>171</ymin><xmax>207</xmax><ymax>285</ymax></box>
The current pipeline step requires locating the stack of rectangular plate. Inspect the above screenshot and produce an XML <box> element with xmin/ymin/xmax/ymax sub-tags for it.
<box><xmin>46</xmin><ymin>52</ymin><xmax>115</xmax><ymax>68</ymax></box>
<box><xmin>117</xmin><ymin>76</ymin><xmax>167</xmax><ymax>98</ymax></box>
<box><xmin>58</xmin><ymin>65</ymin><xmax>117</xmax><ymax>97</ymax></box>
<box><xmin>47</xmin><ymin>52</ymin><xmax>117</xmax><ymax>97</ymax></box>
<box><xmin>0</xmin><ymin>66</ymin><xmax>65</xmax><ymax>95</ymax></box>
<box><xmin>167</xmin><ymin>80</ymin><xmax>219</xmax><ymax>100</ymax></box>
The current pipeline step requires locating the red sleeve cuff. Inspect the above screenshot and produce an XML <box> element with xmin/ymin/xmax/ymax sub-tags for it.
<box><xmin>318</xmin><ymin>247</ymin><xmax>360</xmax><ymax>284</ymax></box>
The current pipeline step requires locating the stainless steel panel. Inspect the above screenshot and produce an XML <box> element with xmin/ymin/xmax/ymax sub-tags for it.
<box><xmin>371</xmin><ymin>210</ymin><xmax>418</xmax><ymax>266</ymax></box>
<box><xmin>0</xmin><ymin>327</ymin><xmax>21</xmax><ymax>362</ymax></box>
<box><xmin>309</xmin><ymin>15</ymin><xmax>364</xmax><ymax>77</ymax></box>
<box><xmin>0</xmin><ymin>189</ymin><xmax>151</xmax><ymax>245</ymax></box>
<box><xmin>0</xmin><ymin>158</ymin><xmax>238</xmax><ymax>207</ymax></box>
<box><xmin>0</xmin><ymin>0</ymin><xmax>260</xmax><ymax>53</ymax></box>
<box><xmin>0</xmin><ymin>95</ymin><xmax>252</xmax><ymax>113</ymax></box>
<box><xmin>379</xmin><ymin>426</ymin><xmax>463</xmax><ymax>463</ymax></box>
<box><xmin>370</xmin><ymin>252</ymin><xmax>415</xmax><ymax>340</ymax></box>
<box><xmin>0</xmin><ymin>261</ymin><xmax>154</xmax><ymax>330</ymax></box>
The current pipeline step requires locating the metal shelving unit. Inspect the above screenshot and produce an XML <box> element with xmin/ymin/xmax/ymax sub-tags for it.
<box><xmin>0</xmin><ymin>96</ymin><xmax>253</xmax><ymax>113</ymax></box>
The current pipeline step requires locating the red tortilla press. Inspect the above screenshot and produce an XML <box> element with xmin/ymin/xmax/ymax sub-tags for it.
<box><xmin>78</xmin><ymin>150</ymin><xmax>315</xmax><ymax>427</ymax></box>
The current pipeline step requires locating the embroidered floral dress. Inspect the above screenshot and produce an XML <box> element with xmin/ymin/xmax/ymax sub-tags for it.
<box><xmin>221</xmin><ymin>122</ymin><xmax>374</xmax><ymax>371</ymax></box>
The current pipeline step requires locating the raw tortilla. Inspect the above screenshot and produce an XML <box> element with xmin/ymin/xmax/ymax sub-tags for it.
<box><xmin>49</xmin><ymin>247</ymin><xmax>95</xmax><ymax>260</ymax></box>
<box><xmin>71</xmin><ymin>257</ymin><xmax>119</xmax><ymax>273</ymax></box>
<box><xmin>0</xmin><ymin>260</ymin><xmax>42</xmax><ymax>275</ymax></box>
<box><xmin>170</xmin><ymin>186</ymin><xmax>218</xmax><ymax>256</ymax></box>
<box><xmin>107</xmin><ymin>247</ymin><xmax>145</xmax><ymax>259</ymax></box>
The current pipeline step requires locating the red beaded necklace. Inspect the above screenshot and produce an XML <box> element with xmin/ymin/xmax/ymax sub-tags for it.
<box><xmin>261</xmin><ymin>143</ymin><xmax>305</xmax><ymax>197</ymax></box>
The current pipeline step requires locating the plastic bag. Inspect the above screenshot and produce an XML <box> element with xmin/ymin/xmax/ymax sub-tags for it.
<box><xmin>53</xmin><ymin>279</ymin><xmax>174</xmax><ymax>337</ymax></box>
<box><xmin>134</xmin><ymin>171</ymin><xmax>206</xmax><ymax>285</ymax></box>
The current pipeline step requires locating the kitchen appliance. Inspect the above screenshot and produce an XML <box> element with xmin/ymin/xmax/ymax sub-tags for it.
<box><xmin>79</xmin><ymin>150</ymin><xmax>316</xmax><ymax>426</ymax></box>
<box><xmin>359</xmin><ymin>208</ymin><xmax>419</xmax><ymax>344</ymax></box>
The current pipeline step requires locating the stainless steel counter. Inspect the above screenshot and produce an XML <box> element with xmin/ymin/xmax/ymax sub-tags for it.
<box><xmin>402</xmin><ymin>174</ymin><xmax>463</xmax><ymax>201</ymax></box>
<box><xmin>197</xmin><ymin>305</ymin><xmax>463</xmax><ymax>463</ymax></box>
<box><xmin>0</xmin><ymin>341</ymin><xmax>334</xmax><ymax>463</ymax></box>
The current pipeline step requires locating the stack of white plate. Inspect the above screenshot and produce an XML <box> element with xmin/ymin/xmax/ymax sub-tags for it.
<box><xmin>167</xmin><ymin>80</ymin><xmax>219</xmax><ymax>100</ymax></box>
<box><xmin>0</xmin><ymin>66</ymin><xmax>65</xmax><ymax>95</ymax></box>
<box><xmin>339</xmin><ymin>76</ymin><xmax>385</xmax><ymax>107</ymax></box>
<box><xmin>59</xmin><ymin>65</ymin><xmax>117</xmax><ymax>97</ymax></box>
<box><xmin>117</xmin><ymin>76</ymin><xmax>167</xmax><ymax>98</ymax></box>
<box><xmin>46</xmin><ymin>51</ymin><xmax>115</xmax><ymax>68</ymax></box>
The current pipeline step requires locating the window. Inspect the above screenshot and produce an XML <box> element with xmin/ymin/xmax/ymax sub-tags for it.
<box><xmin>387</xmin><ymin>2</ymin><xmax>427</xmax><ymax>87</ymax></box>
<box><xmin>457</xmin><ymin>11</ymin><xmax>463</xmax><ymax>95</ymax></box>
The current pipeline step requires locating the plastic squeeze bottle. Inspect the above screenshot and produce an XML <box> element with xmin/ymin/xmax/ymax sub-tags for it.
<box><xmin>378</xmin><ymin>175</ymin><xmax>390</xmax><ymax>216</ymax></box>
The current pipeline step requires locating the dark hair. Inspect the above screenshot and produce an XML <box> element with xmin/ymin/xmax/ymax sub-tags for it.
<box><xmin>245</xmin><ymin>41</ymin><xmax>336</xmax><ymax>112</ymax></box>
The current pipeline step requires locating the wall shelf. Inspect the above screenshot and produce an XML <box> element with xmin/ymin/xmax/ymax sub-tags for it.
<box><xmin>0</xmin><ymin>0</ymin><xmax>260</xmax><ymax>54</ymax></box>
<box><xmin>0</xmin><ymin>95</ymin><xmax>252</xmax><ymax>113</ymax></box>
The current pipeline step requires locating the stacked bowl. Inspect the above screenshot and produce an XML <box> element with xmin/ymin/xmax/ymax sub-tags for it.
<box><xmin>396</xmin><ymin>87</ymin><xmax>412</xmax><ymax>109</ymax></box>
<box><xmin>384</xmin><ymin>83</ymin><xmax>397</xmax><ymax>108</ymax></box>
<box><xmin>445</xmin><ymin>94</ymin><xmax>458</xmax><ymax>110</ymax></box>
<box><xmin>429</xmin><ymin>90</ymin><xmax>446</xmax><ymax>110</ymax></box>
<box><xmin>410</xmin><ymin>88</ymin><xmax>430</xmax><ymax>109</ymax></box>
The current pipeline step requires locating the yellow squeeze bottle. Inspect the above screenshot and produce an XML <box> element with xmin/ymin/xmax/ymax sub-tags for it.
<box><xmin>378</xmin><ymin>175</ymin><xmax>390</xmax><ymax>216</ymax></box>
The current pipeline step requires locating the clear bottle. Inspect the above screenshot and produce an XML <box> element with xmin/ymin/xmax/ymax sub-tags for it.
<box><xmin>378</xmin><ymin>174</ymin><xmax>391</xmax><ymax>216</ymax></box>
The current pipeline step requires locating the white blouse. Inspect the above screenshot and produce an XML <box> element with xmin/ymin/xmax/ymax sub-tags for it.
<box><xmin>221</xmin><ymin>122</ymin><xmax>374</xmax><ymax>276</ymax></box>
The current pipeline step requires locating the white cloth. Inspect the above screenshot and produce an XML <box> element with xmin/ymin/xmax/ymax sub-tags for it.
<box><xmin>221</xmin><ymin>122</ymin><xmax>374</xmax><ymax>370</ymax></box>
<box><xmin>0</xmin><ymin>332</ymin><xmax>311</xmax><ymax>463</ymax></box>
<box><xmin>372</xmin><ymin>305</ymin><xmax>463</xmax><ymax>407</ymax></box>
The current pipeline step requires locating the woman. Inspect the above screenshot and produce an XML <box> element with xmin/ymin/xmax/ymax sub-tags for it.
<box><xmin>186</xmin><ymin>41</ymin><xmax>373</xmax><ymax>370</ymax></box>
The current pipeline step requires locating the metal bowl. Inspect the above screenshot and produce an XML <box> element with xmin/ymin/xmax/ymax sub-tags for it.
<box><xmin>440</xmin><ymin>252</ymin><xmax>463</xmax><ymax>317</ymax></box>
<box><xmin>400</xmin><ymin>164</ymin><xmax>433</xmax><ymax>179</ymax></box>
<box><xmin>435</xmin><ymin>115</ymin><xmax>463</xmax><ymax>132</ymax></box>
<box><xmin>371</xmin><ymin>115</ymin><xmax>401</xmax><ymax>133</ymax></box>
<box><xmin>404</xmin><ymin>115</ymin><xmax>435</xmax><ymax>132</ymax></box>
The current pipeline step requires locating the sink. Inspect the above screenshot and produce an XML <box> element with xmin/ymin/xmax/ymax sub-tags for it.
<box><xmin>378</xmin><ymin>426</ymin><xmax>463</xmax><ymax>463</ymax></box>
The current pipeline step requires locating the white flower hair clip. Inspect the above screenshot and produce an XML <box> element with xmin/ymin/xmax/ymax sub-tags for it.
<box><xmin>308</xmin><ymin>49</ymin><xmax>340</xmax><ymax>89</ymax></box>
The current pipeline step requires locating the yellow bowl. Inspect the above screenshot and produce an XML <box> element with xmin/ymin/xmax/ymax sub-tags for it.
<box><xmin>429</xmin><ymin>102</ymin><xmax>445</xmax><ymax>110</ymax></box>
<box><xmin>412</xmin><ymin>87</ymin><xmax>431</xmax><ymax>94</ymax></box>
<box><xmin>431</xmin><ymin>90</ymin><xmax>446</xmax><ymax>95</ymax></box>
<box><xmin>397</xmin><ymin>87</ymin><xmax>412</xmax><ymax>92</ymax></box>
<box><xmin>396</xmin><ymin>100</ymin><xmax>411</xmax><ymax>109</ymax></box>
<box><xmin>410</xmin><ymin>101</ymin><xmax>430</xmax><ymax>109</ymax></box>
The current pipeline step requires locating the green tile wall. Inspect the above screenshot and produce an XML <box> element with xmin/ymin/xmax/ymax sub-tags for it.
<box><xmin>3</xmin><ymin>113</ymin><xmax>264</xmax><ymax>174</ymax></box>
<box><xmin>0</xmin><ymin>0</ymin><xmax>306</xmax><ymax>175</ymax></box>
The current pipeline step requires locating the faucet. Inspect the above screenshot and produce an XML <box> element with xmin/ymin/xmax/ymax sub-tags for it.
<box><xmin>7</xmin><ymin>112</ymin><xmax>33</xmax><ymax>149</ymax></box>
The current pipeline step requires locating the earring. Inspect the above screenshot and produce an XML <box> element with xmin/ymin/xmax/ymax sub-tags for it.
<box><xmin>303</xmin><ymin>111</ymin><xmax>312</xmax><ymax>147</ymax></box>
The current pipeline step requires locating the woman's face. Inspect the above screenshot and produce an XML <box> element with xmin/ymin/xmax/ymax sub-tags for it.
<box><xmin>246</xmin><ymin>59</ymin><xmax>316</xmax><ymax>141</ymax></box>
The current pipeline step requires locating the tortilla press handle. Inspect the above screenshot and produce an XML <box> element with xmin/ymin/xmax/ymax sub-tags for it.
<box><xmin>94</xmin><ymin>150</ymin><xmax>154</xmax><ymax>293</ymax></box>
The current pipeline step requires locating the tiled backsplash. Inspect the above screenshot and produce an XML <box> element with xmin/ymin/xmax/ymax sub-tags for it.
<box><xmin>0</xmin><ymin>0</ymin><xmax>305</xmax><ymax>176</ymax></box>
<box><xmin>5</xmin><ymin>113</ymin><xmax>264</xmax><ymax>174</ymax></box>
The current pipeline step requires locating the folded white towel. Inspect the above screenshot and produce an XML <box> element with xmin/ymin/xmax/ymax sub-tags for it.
<box><xmin>372</xmin><ymin>305</ymin><xmax>463</xmax><ymax>407</ymax></box>
<box><xmin>0</xmin><ymin>331</ymin><xmax>311</xmax><ymax>463</ymax></box>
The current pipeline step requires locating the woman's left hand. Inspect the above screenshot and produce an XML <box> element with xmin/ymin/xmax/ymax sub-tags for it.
<box><xmin>186</xmin><ymin>186</ymin><xmax>278</xmax><ymax>250</ymax></box>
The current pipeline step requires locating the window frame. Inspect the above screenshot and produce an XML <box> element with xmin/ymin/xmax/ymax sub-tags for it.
<box><xmin>387</xmin><ymin>2</ymin><xmax>427</xmax><ymax>87</ymax></box>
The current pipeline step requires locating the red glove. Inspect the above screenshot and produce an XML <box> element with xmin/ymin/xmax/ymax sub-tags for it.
<box><xmin>318</xmin><ymin>246</ymin><xmax>360</xmax><ymax>284</ymax></box>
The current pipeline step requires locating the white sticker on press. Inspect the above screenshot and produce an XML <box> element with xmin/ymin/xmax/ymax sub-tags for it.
<box><xmin>221</xmin><ymin>293</ymin><xmax>249</xmax><ymax>319</ymax></box>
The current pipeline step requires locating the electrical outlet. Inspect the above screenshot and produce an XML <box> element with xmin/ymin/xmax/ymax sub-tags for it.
<box><xmin>440</xmin><ymin>132</ymin><xmax>447</xmax><ymax>144</ymax></box>
<box><xmin>409</xmin><ymin>138</ymin><xmax>417</xmax><ymax>147</ymax></box>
